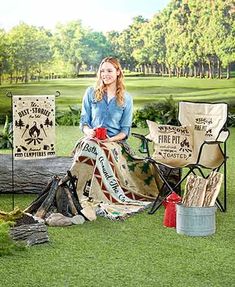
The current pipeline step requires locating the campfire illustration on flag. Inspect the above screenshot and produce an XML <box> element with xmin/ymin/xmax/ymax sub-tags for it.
<box><xmin>13</xmin><ymin>95</ymin><xmax>56</xmax><ymax>160</ymax></box>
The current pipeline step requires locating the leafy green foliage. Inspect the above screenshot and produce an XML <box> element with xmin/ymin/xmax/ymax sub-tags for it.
<box><xmin>0</xmin><ymin>220</ymin><xmax>25</xmax><ymax>257</ymax></box>
<box><xmin>132</xmin><ymin>95</ymin><xmax>178</xmax><ymax>127</ymax></box>
<box><xmin>0</xmin><ymin>1</ymin><xmax>235</xmax><ymax>82</ymax></box>
<box><xmin>56</xmin><ymin>104</ymin><xmax>81</xmax><ymax>126</ymax></box>
<box><xmin>0</xmin><ymin>115</ymin><xmax>13</xmax><ymax>149</ymax></box>
<box><xmin>7</xmin><ymin>23</ymin><xmax>52</xmax><ymax>83</ymax></box>
<box><xmin>228</xmin><ymin>113</ymin><xmax>235</xmax><ymax>127</ymax></box>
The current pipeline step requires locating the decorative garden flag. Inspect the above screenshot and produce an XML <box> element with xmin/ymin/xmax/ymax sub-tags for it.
<box><xmin>13</xmin><ymin>95</ymin><xmax>56</xmax><ymax>160</ymax></box>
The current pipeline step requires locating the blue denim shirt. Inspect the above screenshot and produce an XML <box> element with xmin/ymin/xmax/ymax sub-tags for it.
<box><xmin>80</xmin><ymin>87</ymin><xmax>133</xmax><ymax>138</ymax></box>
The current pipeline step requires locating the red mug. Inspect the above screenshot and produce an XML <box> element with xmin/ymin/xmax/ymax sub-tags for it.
<box><xmin>95</xmin><ymin>127</ymin><xmax>107</xmax><ymax>140</ymax></box>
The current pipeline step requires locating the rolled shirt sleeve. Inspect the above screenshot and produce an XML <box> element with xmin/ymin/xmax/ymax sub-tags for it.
<box><xmin>80</xmin><ymin>87</ymin><xmax>93</xmax><ymax>129</ymax></box>
<box><xmin>120</xmin><ymin>93</ymin><xmax>133</xmax><ymax>137</ymax></box>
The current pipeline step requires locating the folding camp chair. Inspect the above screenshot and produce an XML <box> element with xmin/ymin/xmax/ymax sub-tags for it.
<box><xmin>132</xmin><ymin>101</ymin><xmax>229</xmax><ymax>214</ymax></box>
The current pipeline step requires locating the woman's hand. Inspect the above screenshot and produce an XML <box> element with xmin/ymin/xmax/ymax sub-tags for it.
<box><xmin>99</xmin><ymin>136</ymin><xmax>110</xmax><ymax>143</ymax></box>
<box><xmin>100</xmin><ymin>132</ymin><xmax>127</xmax><ymax>143</ymax></box>
<box><xmin>83</xmin><ymin>125</ymin><xmax>96</xmax><ymax>138</ymax></box>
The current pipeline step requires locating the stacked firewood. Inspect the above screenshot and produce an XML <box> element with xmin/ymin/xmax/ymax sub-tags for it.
<box><xmin>24</xmin><ymin>172</ymin><xmax>90</xmax><ymax>226</ymax></box>
<box><xmin>182</xmin><ymin>171</ymin><xmax>223</xmax><ymax>207</ymax></box>
<box><xmin>25</xmin><ymin>172</ymin><xmax>81</xmax><ymax>216</ymax></box>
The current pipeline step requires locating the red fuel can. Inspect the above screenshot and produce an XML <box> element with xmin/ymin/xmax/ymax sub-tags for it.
<box><xmin>163</xmin><ymin>192</ymin><xmax>181</xmax><ymax>228</ymax></box>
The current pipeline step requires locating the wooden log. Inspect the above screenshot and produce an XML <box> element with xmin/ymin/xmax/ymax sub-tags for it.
<box><xmin>182</xmin><ymin>175</ymin><xmax>208</xmax><ymax>207</ymax></box>
<box><xmin>203</xmin><ymin>171</ymin><xmax>223</xmax><ymax>207</ymax></box>
<box><xmin>65</xmin><ymin>187</ymin><xmax>79</xmax><ymax>216</ymax></box>
<box><xmin>55</xmin><ymin>185</ymin><xmax>71</xmax><ymax>216</ymax></box>
<box><xmin>24</xmin><ymin>187</ymin><xmax>51</xmax><ymax>214</ymax></box>
<box><xmin>35</xmin><ymin>177</ymin><xmax>60</xmax><ymax>218</ymax></box>
<box><xmin>0</xmin><ymin>154</ymin><xmax>73</xmax><ymax>194</ymax></box>
<box><xmin>10</xmin><ymin>223</ymin><xmax>49</xmax><ymax>246</ymax></box>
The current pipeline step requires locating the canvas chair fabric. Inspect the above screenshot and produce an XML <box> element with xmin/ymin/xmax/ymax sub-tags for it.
<box><xmin>178</xmin><ymin>101</ymin><xmax>228</xmax><ymax>169</ymax></box>
<box><xmin>146</xmin><ymin>120</ymin><xmax>194</xmax><ymax>168</ymax></box>
<box><xmin>146</xmin><ymin>102</ymin><xmax>228</xmax><ymax>170</ymax></box>
<box><xmin>142</xmin><ymin>101</ymin><xmax>229</xmax><ymax>214</ymax></box>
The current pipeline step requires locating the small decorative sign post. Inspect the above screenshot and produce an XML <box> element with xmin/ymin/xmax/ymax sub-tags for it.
<box><xmin>6</xmin><ymin>93</ymin><xmax>58</xmax><ymax>210</ymax></box>
<box><xmin>13</xmin><ymin>95</ymin><xmax>56</xmax><ymax>160</ymax></box>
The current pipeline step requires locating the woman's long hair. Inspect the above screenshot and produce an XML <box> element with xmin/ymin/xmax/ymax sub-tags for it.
<box><xmin>95</xmin><ymin>57</ymin><xmax>125</xmax><ymax>106</ymax></box>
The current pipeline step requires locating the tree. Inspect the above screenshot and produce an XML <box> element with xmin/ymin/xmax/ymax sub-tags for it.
<box><xmin>140</xmin><ymin>12</ymin><xmax>167</xmax><ymax>75</ymax></box>
<box><xmin>0</xmin><ymin>29</ymin><xmax>8</xmax><ymax>84</ymax></box>
<box><xmin>106</xmin><ymin>31</ymin><xmax>122</xmax><ymax>59</ymax></box>
<box><xmin>82</xmin><ymin>31</ymin><xmax>114</xmax><ymax>70</ymax></box>
<box><xmin>53</xmin><ymin>20</ymin><xmax>88</xmax><ymax>75</ymax></box>
<box><xmin>7</xmin><ymin>23</ymin><xmax>52</xmax><ymax>83</ymax></box>
<box><xmin>129</xmin><ymin>16</ymin><xmax>149</xmax><ymax>73</ymax></box>
<box><xmin>212</xmin><ymin>0</ymin><xmax>235</xmax><ymax>78</ymax></box>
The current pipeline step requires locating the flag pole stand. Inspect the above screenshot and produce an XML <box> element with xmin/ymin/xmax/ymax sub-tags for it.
<box><xmin>6</xmin><ymin>91</ymin><xmax>15</xmax><ymax>210</ymax></box>
<box><xmin>5</xmin><ymin>91</ymin><xmax>60</xmax><ymax>211</ymax></box>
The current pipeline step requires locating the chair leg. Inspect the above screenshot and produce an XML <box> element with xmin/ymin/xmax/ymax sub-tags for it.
<box><xmin>223</xmin><ymin>149</ymin><xmax>227</xmax><ymax>211</ymax></box>
<box><xmin>147</xmin><ymin>159</ymin><xmax>175</xmax><ymax>214</ymax></box>
<box><xmin>148</xmin><ymin>194</ymin><xmax>162</xmax><ymax>214</ymax></box>
<box><xmin>148</xmin><ymin>190</ymin><xmax>172</xmax><ymax>214</ymax></box>
<box><xmin>215</xmin><ymin>198</ymin><xmax>225</xmax><ymax>212</ymax></box>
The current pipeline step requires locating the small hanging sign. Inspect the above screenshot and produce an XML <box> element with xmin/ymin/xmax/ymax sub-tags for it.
<box><xmin>13</xmin><ymin>95</ymin><xmax>56</xmax><ymax>160</ymax></box>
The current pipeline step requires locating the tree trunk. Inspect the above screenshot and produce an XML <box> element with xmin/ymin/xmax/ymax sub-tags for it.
<box><xmin>208</xmin><ymin>61</ymin><xmax>212</xmax><ymax>79</ymax></box>
<box><xmin>226</xmin><ymin>64</ymin><xmax>230</xmax><ymax>79</ymax></box>
<box><xmin>0</xmin><ymin>154</ymin><xmax>73</xmax><ymax>194</ymax></box>
<box><xmin>75</xmin><ymin>62</ymin><xmax>81</xmax><ymax>76</ymax></box>
<box><xmin>193</xmin><ymin>65</ymin><xmax>197</xmax><ymax>77</ymax></box>
<box><xmin>37</xmin><ymin>71</ymin><xmax>41</xmax><ymax>81</ymax></box>
<box><xmin>217</xmin><ymin>60</ymin><xmax>221</xmax><ymax>79</ymax></box>
<box><xmin>168</xmin><ymin>66</ymin><xmax>172</xmax><ymax>77</ymax></box>
<box><xmin>211</xmin><ymin>61</ymin><xmax>215</xmax><ymax>78</ymax></box>
<box><xmin>145</xmin><ymin>64</ymin><xmax>150</xmax><ymax>74</ymax></box>
<box><xmin>141</xmin><ymin>64</ymin><xmax>145</xmax><ymax>75</ymax></box>
<box><xmin>10</xmin><ymin>73</ymin><xmax>13</xmax><ymax>84</ymax></box>
<box><xmin>151</xmin><ymin>64</ymin><xmax>154</xmax><ymax>74</ymax></box>
<box><xmin>199</xmin><ymin>62</ymin><xmax>205</xmax><ymax>78</ymax></box>
<box><xmin>24</xmin><ymin>67</ymin><xmax>29</xmax><ymax>83</ymax></box>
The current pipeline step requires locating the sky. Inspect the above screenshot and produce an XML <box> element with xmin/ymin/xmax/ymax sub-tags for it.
<box><xmin>0</xmin><ymin>0</ymin><xmax>171</xmax><ymax>32</ymax></box>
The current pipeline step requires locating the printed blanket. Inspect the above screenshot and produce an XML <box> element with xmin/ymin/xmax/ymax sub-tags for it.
<box><xmin>70</xmin><ymin>138</ymin><xmax>162</xmax><ymax>220</ymax></box>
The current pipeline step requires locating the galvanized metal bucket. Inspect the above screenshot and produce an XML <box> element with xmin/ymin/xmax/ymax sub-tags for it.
<box><xmin>176</xmin><ymin>203</ymin><xmax>217</xmax><ymax>236</ymax></box>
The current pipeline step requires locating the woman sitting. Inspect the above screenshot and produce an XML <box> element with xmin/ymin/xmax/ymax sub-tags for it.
<box><xmin>70</xmin><ymin>57</ymin><xmax>161</xmax><ymax>220</ymax></box>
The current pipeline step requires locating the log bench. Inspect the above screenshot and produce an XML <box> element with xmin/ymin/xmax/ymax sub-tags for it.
<box><xmin>0</xmin><ymin>154</ymin><xmax>73</xmax><ymax>194</ymax></box>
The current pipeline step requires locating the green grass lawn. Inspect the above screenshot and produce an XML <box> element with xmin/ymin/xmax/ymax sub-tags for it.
<box><xmin>0</xmin><ymin>126</ymin><xmax>234</xmax><ymax>287</ymax></box>
<box><xmin>0</xmin><ymin>77</ymin><xmax>235</xmax><ymax>286</ymax></box>
<box><xmin>1</xmin><ymin>76</ymin><xmax>235</xmax><ymax>119</ymax></box>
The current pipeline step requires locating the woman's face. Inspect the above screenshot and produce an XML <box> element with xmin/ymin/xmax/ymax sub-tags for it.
<box><xmin>100</xmin><ymin>62</ymin><xmax>120</xmax><ymax>86</ymax></box>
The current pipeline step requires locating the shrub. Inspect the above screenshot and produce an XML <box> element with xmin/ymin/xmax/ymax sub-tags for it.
<box><xmin>0</xmin><ymin>115</ymin><xmax>13</xmax><ymax>149</ymax></box>
<box><xmin>56</xmin><ymin>105</ymin><xmax>81</xmax><ymax>126</ymax></box>
<box><xmin>0</xmin><ymin>219</ymin><xmax>25</xmax><ymax>256</ymax></box>
<box><xmin>132</xmin><ymin>95</ymin><xmax>178</xmax><ymax>127</ymax></box>
<box><xmin>228</xmin><ymin>113</ymin><xmax>235</xmax><ymax>127</ymax></box>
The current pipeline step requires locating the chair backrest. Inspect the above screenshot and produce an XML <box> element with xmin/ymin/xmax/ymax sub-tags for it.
<box><xmin>178</xmin><ymin>101</ymin><xmax>228</xmax><ymax>168</ymax></box>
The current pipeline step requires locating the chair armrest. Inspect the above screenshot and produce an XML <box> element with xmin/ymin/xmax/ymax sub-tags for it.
<box><xmin>131</xmin><ymin>132</ymin><xmax>148</xmax><ymax>141</ymax></box>
<box><xmin>216</xmin><ymin>129</ymin><xmax>230</xmax><ymax>143</ymax></box>
<box><xmin>196</xmin><ymin>139</ymin><xmax>227</xmax><ymax>166</ymax></box>
<box><xmin>131</xmin><ymin>133</ymin><xmax>151</xmax><ymax>155</ymax></box>
<box><xmin>203</xmin><ymin>130</ymin><xmax>230</xmax><ymax>145</ymax></box>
